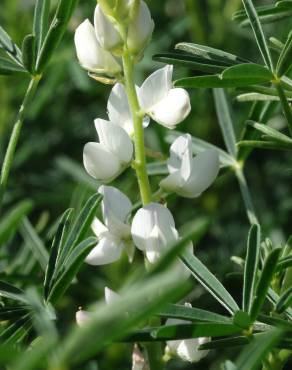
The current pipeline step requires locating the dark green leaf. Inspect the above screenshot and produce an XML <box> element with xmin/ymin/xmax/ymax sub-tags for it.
<box><xmin>235</xmin><ymin>330</ymin><xmax>282</xmax><ymax>370</ymax></box>
<box><xmin>0</xmin><ymin>281</ymin><xmax>27</xmax><ymax>303</ymax></box>
<box><xmin>276</xmin><ymin>31</ymin><xmax>292</xmax><ymax>76</ymax></box>
<box><xmin>33</xmin><ymin>0</ymin><xmax>51</xmax><ymax>53</ymax></box>
<box><xmin>233</xmin><ymin>310</ymin><xmax>252</xmax><ymax>330</ymax></box>
<box><xmin>0</xmin><ymin>200</ymin><xmax>33</xmax><ymax>246</ymax></box>
<box><xmin>221</xmin><ymin>63</ymin><xmax>273</xmax><ymax>83</ymax></box>
<box><xmin>268</xmin><ymin>288</ymin><xmax>292</xmax><ymax>320</ymax></box>
<box><xmin>44</xmin><ymin>208</ymin><xmax>73</xmax><ymax>300</ymax></box>
<box><xmin>247</xmin><ymin>120</ymin><xmax>292</xmax><ymax>144</ymax></box>
<box><xmin>243</xmin><ymin>224</ymin><xmax>261</xmax><ymax>312</ymax></box>
<box><xmin>275</xmin><ymin>287</ymin><xmax>292</xmax><ymax>314</ymax></box>
<box><xmin>0</xmin><ymin>57</ymin><xmax>26</xmax><ymax>75</ymax></box>
<box><xmin>277</xmin><ymin>255</ymin><xmax>292</xmax><ymax>271</ymax></box>
<box><xmin>36</xmin><ymin>0</ymin><xmax>78</xmax><ymax>72</ymax></box>
<box><xmin>158</xmin><ymin>303</ymin><xmax>231</xmax><ymax>324</ymax></box>
<box><xmin>21</xmin><ymin>35</ymin><xmax>36</xmax><ymax>75</ymax></box>
<box><xmin>181</xmin><ymin>249</ymin><xmax>239</xmax><ymax>314</ymax></box>
<box><xmin>237</xmin><ymin>140</ymin><xmax>292</xmax><ymax>151</ymax></box>
<box><xmin>0</xmin><ymin>315</ymin><xmax>31</xmax><ymax>344</ymax></box>
<box><xmin>240</xmin><ymin>0</ymin><xmax>274</xmax><ymax>70</ymax></box>
<box><xmin>250</xmin><ymin>248</ymin><xmax>281</xmax><ymax>321</ymax></box>
<box><xmin>0</xmin><ymin>25</ymin><xmax>22</xmax><ymax>65</ymax></box>
<box><xmin>0</xmin><ymin>306</ymin><xmax>28</xmax><ymax>320</ymax></box>
<box><xmin>258</xmin><ymin>314</ymin><xmax>292</xmax><ymax>331</ymax></box>
<box><xmin>48</xmin><ymin>237</ymin><xmax>97</xmax><ymax>304</ymax></box>
<box><xmin>200</xmin><ymin>336</ymin><xmax>249</xmax><ymax>350</ymax></box>
<box><xmin>175</xmin><ymin>42</ymin><xmax>249</xmax><ymax>65</ymax></box>
<box><xmin>213</xmin><ymin>88</ymin><xmax>237</xmax><ymax>158</ymax></box>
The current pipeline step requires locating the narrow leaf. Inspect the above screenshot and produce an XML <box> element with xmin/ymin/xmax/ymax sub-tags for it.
<box><xmin>0</xmin><ymin>25</ymin><xmax>22</xmax><ymax>65</ymax></box>
<box><xmin>22</xmin><ymin>35</ymin><xmax>36</xmax><ymax>74</ymax></box>
<box><xmin>33</xmin><ymin>0</ymin><xmax>51</xmax><ymax>52</ymax></box>
<box><xmin>237</xmin><ymin>140</ymin><xmax>292</xmax><ymax>151</ymax></box>
<box><xmin>0</xmin><ymin>57</ymin><xmax>26</xmax><ymax>75</ymax></box>
<box><xmin>243</xmin><ymin>224</ymin><xmax>261</xmax><ymax>312</ymax></box>
<box><xmin>0</xmin><ymin>281</ymin><xmax>28</xmax><ymax>303</ymax></box>
<box><xmin>275</xmin><ymin>286</ymin><xmax>292</xmax><ymax>314</ymax></box>
<box><xmin>181</xmin><ymin>249</ymin><xmax>239</xmax><ymax>314</ymax></box>
<box><xmin>247</xmin><ymin>120</ymin><xmax>292</xmax><ymax>144</ymax></box>
<box><xmin>276</xmin><ymin>31</ymin><xmax>292</xmax><ymax>76</ymax></box>
<box><xmin>221</xmin><ymin>63</ymin><xmax>273</xmax><ymax>83</ymax></box>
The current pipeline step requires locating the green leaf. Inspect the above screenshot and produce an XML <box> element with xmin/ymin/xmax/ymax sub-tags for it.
<box><xmin>236</xmin><ymin>92</ymin><xmax>284</xmax><ymax>102</ymax></box>
<box><xmin>235</xmin><ymin>330</ymin><xmax>282</xmax><ymax>370</ymax></box>
<box><xmin>44</xmin><ymin>208</ymin><xmax>73</xmax><ymax>300</ymax></box>
<box><xmin>158</xmin><ymin>303</ymin><xmax>231</xmax><ymax>324</ymax></box>
<box><xmin>33</xmin><ymin>0</ymin><xmax>51</xmax><ymax>53</ymax></box>
<box><xmin>276</xmin><ymin>31</ymin><xmax>292</xmax><ymax>76</ymax></box>
<box><xmin>0</xmin><ymin>25</ymin><xmax>22</xmax><ymax>65</ymax></box>
<box><xmin>277</xmin><ymin>0</ymin><xmax>292</xmax><ymax>9</ymax></box>
<box><xmin>268</xmin><ymin>288</ymin><xmax>292</xmax><ymax>320</ymax></box>
<box><xmin>0</xmin><ymin>281</ymin><xmax>28</xmax><ymax>303</ymax></box>
<box><xmin>181</xmin><ymin>249</ymin><xmax>239</xmax><ymax>314</ymax></box>
<box><xmin>0</xmin><ymin>57</ymin><xmax>26</xmax><ymax>75</ymax></box>
<box><xmin>55</xmin><ymin>193</ymin><xmax>102</xmax><ymax>274</ymax></box>
<box><xmin>48</xmin><ymin>237</ymin><xmax>97</xmax><ymax>304</ymax></box>
<box><xmin>165</xmin><ymin>131</ymin><xmax>235</xmax><ymax>168</ymax></box>
<box><xmin>151</xmin><ymin>322</ymin><xmax>241</xmax><ymax>341</ymax></box>
<box><xmin>258</xmin><ymin>314</ymin><xmax>292</xmax><ymax>331</ymax></box>
<box><xmin>0</xmin><ymin>315</ymin><xmax>31</xmax><ymax>344</ymax></box>
<box><xmin>277</xmin><ymin>255</ymin><xmax>292</xmax><ymax>271</ymax></box>
<box><xmin>233</xmin><ymin>310</ymin><xmax>252</xmax><ymax>330</ymax></box>
<box><xmin>153</xmin><ymin>53</ymin><xmax>226</xmax><ymax>73</ymax></box>
<box><xmin>175</xmin><ymin>42</ymin><xmax>249</xmax><ymax>65</ymax></box>
<box><xmin>243</xmin><ymin>224</ymin><xmax>261</xmax><ymax>312</ymax></box>
<box><xmin>247</xmin><ymin>120</ymin><xmax>292</xmax><ymax>144</ymax></box>
<box><xmin>21</xmin><ymin>35</ymin><xmax>36</xmax><ymax>75</ymax></box>
<box><xmin>240</xmin><ymin>0</ymin><xmax>274</xmax><ymax>70</ymax></box>
<box><xmin>213</xmin><ymin>88</ymin><xmax>237</xmax><ymax>158</ymax></box>
<box><xmin>200</xmin><ymin>335</ymin><xmax>249</xmax><ymax>350</ymax></box>
<box><xmin>0</xmin><ymin>306</ymin><xmax>28</xmax><ymax>320</ymax></box>
<box><xmin>237</xmin><ymin>140</ymin><xmax>292</xmax><ymax>151</ymax></box>
<box><xmin>250</xmin><ymin>248</ymin><xmax>281</xmax><ymax>321</ymax></box>
<box><xmin>19</xmin><ymin>217</ymin><xmax>49</xmax><ymax>272</ymax></box>
<box><xmin>275</xmin><ymin>286</ymin><xmax>292</xmax><ymax>314</ymax></box>
<box><xmin>36</xmin><ymin>0</ymin><xmax>78</xmax><ymax>72</ymax></box>
<box><xmin>221</xmin><ymin>63</ymin><xmax>273</xmax><ymax>84</ymax></box>
<box><xmin>0</xmin><ymin>200</ymin><xmax>33</xmax><ymax>246</ymax></box>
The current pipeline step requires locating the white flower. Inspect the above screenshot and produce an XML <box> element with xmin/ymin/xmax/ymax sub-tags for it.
<box><xmin>166</xmin><ymin>303</ymin><xmax>210</xmax><ymax>363</ymax></box>
<box><xmin>85</xmin><ymin>186</ymin><xmax>134</xmax><ymax>265</ymax></box>
<box><xmin>83</xmin><ymin>119</ymin><xmax>133</xmax><ymax>182</ymax></box>
<box><xmin>104</xmin><ymin>286</ymin><xmax>120</xmax><ymax>304</ymax></box>
<box><xmin>107</xmin><ymin>83</ymin><xmax>150</xmax><ymax>136</ymax></box>
<box><xmin>76</xmin><ymin>309</ymin><xmax>92</xmax><ymax>326</ymax></box>
<box><xmin>94</xmin><ymin>5</ymin><xmax>123</xmax><ymax>51</ymax></box>
<box><xmin>74</xmin><ymin>19</ymin><xmax>121</xmax><ymax>75</ymax></box>
<box><xmin>138</xmin><ymin>65</ymin><xmax>191</xmax><ymax>129</ymax></box>
<box><xmin>160</xmin><ymin>134</ymin><xmax>219</xmax><ymax>198</ymax></box>
<box><xmin>127</xmin><ymin>1</ymin><xmax>154</xmax><ymax>54</ymax></box>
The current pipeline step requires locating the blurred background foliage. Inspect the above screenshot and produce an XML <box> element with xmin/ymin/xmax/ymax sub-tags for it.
<box><xmin>0</xmin><ymin>0</ymin><xmax>291</xmax><ymax>369</ymax></box>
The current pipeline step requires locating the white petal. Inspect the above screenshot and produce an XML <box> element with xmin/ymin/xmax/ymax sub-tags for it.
<box><xmin>107</xmin><ymin>83</ymin><xmax>149</xmax><ymax>136</ymax></box>
<box><xmin>104</xmin><ymin>287</ymin><xmax>120</xmax><ymax>304</ymax></box>
<box><xmin>76</xmin><ymin>309</ymin><xmax>91</xmax><ymax>326</ymax></box>
<box><xmin>83</xmin><ymin>142</ymin><xmax>120</xmax><ymax>181</ymax></box>
<box><xmin>180</xmin><ymin>149</ymin><xmax>219</xmax><ymax>198</ymax></box>
<box><xmin>127</xmin><ymin>1</ymin><xmax>154</xmax><ymax>54</ymax></box>
<box><xmin>85</xmin><ymin>236</ymin><xmax>123</xmax><ymax>265</ymax></box>
<box><xmin>98</xmin><ymin>185</ymin><xmax>132</xmax><ymax>238</ymax></box>
<box><xmin>131</xmin><ymin>203</ymin><xmax>177</xmax><ymax>253</ymax></box>
<box><xmin>139</xmin><ymin>65</ymin><xmax>173</xmax><ymax>111</ymax></box>
<box><xmin>74</xmin><ymin>19</ymin><xmax>121</xmax><ymax>74</ymax></box>
<box><xmin>159</xmin><ymin>171</ymin><xmax>183</xmax><ymax>194</ymax></box>
<box><xmin>177</xmin><ymin>337</ymin><xmax>210</xmax><ymax>363</ymax></box>
<box><xmin>94</xmin><ymin>119</ymin><xmax>133</xmax><ymax>164</ymax></box>
<box><xmin>91</xmin><ymin>217</ymin><xmax>109</xmax><ymax>238</ymax></box>
<box><xmin>94</xmin><ymin>5</ymin><xmax>122</xmax><ymax>51</ymax></box>
<box><xmin>148</xmin><ymin>88</ymin><xmax>191</xmax><ymax>128</ymax></box>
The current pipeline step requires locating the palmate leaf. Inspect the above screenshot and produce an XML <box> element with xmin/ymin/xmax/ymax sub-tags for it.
<box><xmin>181</xmin><ymin>249</ymin><xmax>239</xmax><ymax>314</ymax></box>
<box><xmin>21</xmin><ymin>35</ymin><xmax>36</xmax><ymax>75</ymax></box>
<box><xmin>33</xmin><ymin>0</ymin><xmax>51</xmax><ymax>53</ymax></box>
<box><xmin>275</xmin><ymin>286</ymin><xmax>292</xmax><ymax>314</ymax></box>
<box><xmin>276</xmin><ymin>255</ymin><xmax>292</xmax><ymax>271</ymax></box>
<box><xmin>0</xmin><ymin>25</ymin><xmax>22</xmax><ymax>65</ymax></box>
<box><xmin>268</xmin><ymin>288</ymin><xmax>292</xmax><ymax>320</ymax></box>
<box><xmin>276</xmin><ymin>31</ymin><xmax>292</xmax><ymax>77</ymax></box>
<box><xmin>0</xmin><ymin>281</ymin><xmax>28</xmax><ymax>304</ymax></box>
<box><xmin>0</xmin><ymin>306</ymin><xmax>28</xmax><ymax>321</ymax></box>
<box><xmin>0</xmin><ymin>315</ymin><xmax>31</xmax><ymax>345</ymax></box>
<box><xmin>243</xmin><ymin>224</ymin><xmax>261</xmax><ymax>312</ymax></box>
<box><xmin>0</xmin><ymin>57</ymin><xmax>26</xmax><ymax>75</ymax></box>
<box><xmin>247</xmin><ymin>120</ymin><xmax>292</xmax><ymax>144</ymax></box>
<box><xmin>237</xmin><ymin>140</ymin><xmax>292</xmax><ymax>151</ymax></box>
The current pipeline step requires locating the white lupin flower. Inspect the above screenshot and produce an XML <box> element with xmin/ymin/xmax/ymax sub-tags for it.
<box><xmin>107</xmin><ymin>83</ymin><xmax>150</xmax><ymax>136</ymax></box>
<box><xmin>166</xmin><ymin>303</ymin><xmax>210</xmax><ymax>363</ymax></box>
<box><xmin>74</xmin><ymin>19</ymin><xmax>121</xmax><ymax>75</ymax></box>
<box><xmin>76</xmin><ymin>309</ymin><xmax>92</xmax><ymax>326</ymax></box>
<box><xmin>94</xmin><ymin>5</ymin><xmax>123</xmax><ymax>51</ymax></box>
<box><xmin>160</xmin><ymin>134</ymin><xmax>220</xmax><ymax>198</ymax></box>
<box><xmin>85</xmin><ymin>186</ymin><xmax>134</xmax><ymax>265</ymax></box>
<box><xmin>104</xmin><ymin>286</ymin><xmax>120</xmax><ymax>304</ymax></box>
<box><xmin>127</xmin><ymin>1</ymin><xmax>154</xmax><ymax>54</ymax></box>
<box><xmin>138</xmin><ymin>65</ymin><xmax>191</xmax><ymax>129</ymax></box>
<box><xmin>83</xmin><ymin>119</ymin><xmax>133</xmax><ymax>182</ymax></box>
<box><xmin>131</xmin><ymin>203</ymin><xmax>178</xmax><ymax>263</ymax></box>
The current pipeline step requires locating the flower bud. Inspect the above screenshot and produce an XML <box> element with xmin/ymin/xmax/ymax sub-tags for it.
<box><xmin>74</xmin><ymin>19</ymin><xmax>121</xmax><ymax>76</ymax></box>
<box><xmin>160</xmin><ymin>134</ymin><xmax>220</xmax><ymax>198</ymax></box>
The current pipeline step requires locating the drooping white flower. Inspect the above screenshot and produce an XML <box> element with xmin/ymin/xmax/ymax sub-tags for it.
<box><xmin>138</xmin><ymin>65</ymin><xmax>191</xmax><ymax>129</ymax></box>
<box><xmin>166</xmin><ymin>303</ymin><xmax>210</xmax><ymax>363</ymax></box>
<box><xmin>94</xmin><ymin>5</ymin><xmax>123</xmax><ymax>51</ymax></box>
<box><xmin>127</xmin><ymin>1</ymin><xmax>154</xmax><ymax>54</ymax></box>
<box><xmin>160</xmin><ymin>134</ymin><xmax>219</xmax><ymax>198</ymax></box>
<box><xmin>85</xmin><ymin>186</ymin><xmax>134</xmax><ymax>265</ymax></box>
<box><xmin>83</xmin><ymin>119</ymin><xmax>133</xmax><ymax>182</ymax></box>
<box><xmin>107</xmin><ymin>83</ymin><xmax>149</xmax><ymax>136</ymax></box>
<box><xmin>74</xmin><ymin>19</ymin><xmax>121</xmax><ymax>75</ymax></box>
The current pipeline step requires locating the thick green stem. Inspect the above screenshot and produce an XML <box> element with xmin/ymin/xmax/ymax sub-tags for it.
<box><xmin>122</xmin><ymin>49</ymin><xmax>152</xmax><ymax>205</ymax></box>
<box><xmin>0</xmin><ymin>76</ymin><xmax>41</xmax><ymax>211</ymax></box>
<box><xmin>274</xmin><ymin>81</ymin><xmax>292</xmax><ymax>137</ymax></box>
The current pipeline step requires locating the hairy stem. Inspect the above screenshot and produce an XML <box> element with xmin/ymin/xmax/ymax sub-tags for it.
<box><xmin>0</xmin><ymin>75</ymin><xmax>41</xmax><ymax>211</ymax></box>
<box><xmin>122</xmin><ymin>49</ymin><xmax>152</xmax><ymax>205</ymax></box>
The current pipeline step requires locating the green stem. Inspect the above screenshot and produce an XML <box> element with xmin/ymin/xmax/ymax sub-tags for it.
<box><xmin>0</xmin><ymin>76</ymin><xmax>41</xmax><ymax>211</ymax></box>
<box><xmin>274</xmin><ymin>81</ymin><xmax>292</xmax><ymax>137</ymax></box>
<box><xmin>122</xmin><ymin>49</ymin><xmax>152</xmax><ymax>205</ymax></box>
